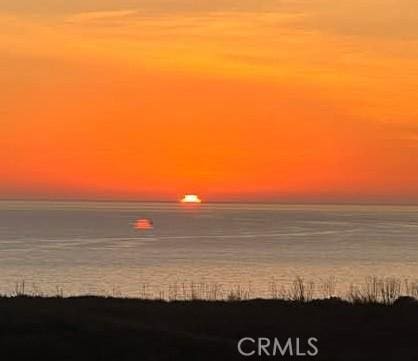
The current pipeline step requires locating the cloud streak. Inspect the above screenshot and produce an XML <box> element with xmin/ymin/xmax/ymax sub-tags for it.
<box><xmin>66</xmin><ymin>10</ymin><xmax>141</xmax><ymax>24</ymax></box>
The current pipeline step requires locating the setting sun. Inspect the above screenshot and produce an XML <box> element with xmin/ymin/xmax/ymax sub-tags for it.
<box><xmin>181</xmin><ymin>194</ymin><xmax>202</xmax><ymax>203</ymax></box>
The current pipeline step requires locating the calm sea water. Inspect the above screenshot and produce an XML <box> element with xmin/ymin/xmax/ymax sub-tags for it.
<box><xmin>0</xmin><ymin>201</ymin><xmax>417</xmax><ymax>298</ymax></box>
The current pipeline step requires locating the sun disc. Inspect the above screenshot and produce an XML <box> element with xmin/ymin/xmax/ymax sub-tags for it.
<box><xmin>181</xmin><ymin>194</ymin><xmax>202</xmax><ymax>203</ymax></box>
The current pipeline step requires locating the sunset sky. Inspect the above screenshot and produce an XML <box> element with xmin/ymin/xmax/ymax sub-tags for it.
<box><xmin>1</xmin><ymin>0</ymin><xmax>418</xmax><ymax>202</ymax></box>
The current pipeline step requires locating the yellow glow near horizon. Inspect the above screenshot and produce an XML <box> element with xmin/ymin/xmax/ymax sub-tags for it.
<box><xmin>181</xmin><ymin>195</ymin><xmax>202</xmax><ymax>204</ymax></box>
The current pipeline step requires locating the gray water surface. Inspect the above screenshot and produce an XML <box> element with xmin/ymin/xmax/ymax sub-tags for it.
<box><xmin>0</xmin><ymin>201</ymin><xmax>417</xmax><ymax>297</ymax></box>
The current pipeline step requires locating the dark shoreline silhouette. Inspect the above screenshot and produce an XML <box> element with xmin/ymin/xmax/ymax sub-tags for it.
<box><xmin>0</xmin><ymin>296</ymin><xmax>417</xmax><ymax>360</ymax></box>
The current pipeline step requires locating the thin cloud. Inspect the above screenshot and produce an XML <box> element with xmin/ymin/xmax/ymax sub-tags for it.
<box><xmin>66</xmin><ymin>10</ymin><xmax>141</xmax><ymax>24</ymax></box>
<box><xmin>303</xmin><ymin>0</ymin><xmax>418</xmax><ymax>40</ymax></box>
<box><xmin>0</xmin><ymin>0</ymin><xmax>306</xmax><ymax>15</ymax></box>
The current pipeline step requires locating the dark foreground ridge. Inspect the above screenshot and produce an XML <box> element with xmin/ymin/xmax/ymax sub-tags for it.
<box><xmin>0</xmin><ymin>296</ymin><xmax>417</xmax><ymax>361</ymax></box>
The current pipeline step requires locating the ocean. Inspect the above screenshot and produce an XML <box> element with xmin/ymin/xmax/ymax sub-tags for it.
<box><xmin>0</xmin><ymin>201</ymin><xmax>417</xmax><ymax>298</ymax></box>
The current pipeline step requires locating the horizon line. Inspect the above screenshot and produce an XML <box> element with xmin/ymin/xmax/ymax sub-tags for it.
<box><xmin>1</xmin><ymin>198</ymin><xmax>418</xmax><ymax>207</ymax></box>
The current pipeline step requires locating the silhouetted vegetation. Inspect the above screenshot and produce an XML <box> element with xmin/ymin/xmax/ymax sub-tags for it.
<box><xmin>0</xmin><ymin>277</ymin><xmax>417</xmax><ymax>360</ymax></box>
<box><xmin>0</xmin><ymin>294</ymin><xmax>417</xmax><ymax>360</ymax></box>
<box><xmin>9</xmin><ymin>276</ymin><xmax>418</xmax><ymax>303</ymax></box>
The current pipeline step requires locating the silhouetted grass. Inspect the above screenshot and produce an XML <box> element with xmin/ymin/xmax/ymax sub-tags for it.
<box><xmin>0</xmin><ymin>292</ymin><xmax>417</xmax><ymax>360</ymax></box>
<box><xmin>7</xmin><ymin>276</ymin><xmax>418</xmax><ymax>304</ymax></box>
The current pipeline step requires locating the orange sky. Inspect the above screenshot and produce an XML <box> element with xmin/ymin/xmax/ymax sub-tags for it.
<box><xmin>1</xmin><ymin>0</ymin><xmax>418</xmax><ymax>202</ymax></box>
